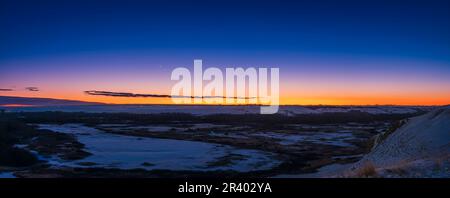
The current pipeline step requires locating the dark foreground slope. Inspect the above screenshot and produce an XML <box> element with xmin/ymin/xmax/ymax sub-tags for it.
<box><xmin>0</xmin><ymin>96</ymin><xmax>103</xmax><ymax>106</ymax></box>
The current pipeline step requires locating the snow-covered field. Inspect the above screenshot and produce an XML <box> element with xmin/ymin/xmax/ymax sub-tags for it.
<box><xmin>4</xmin><ymin>105</ymin><xmax>431</xmax><ymax>115</ymax></box>
<box><xmin>37</xmin><ymin>124</ymin><xmax>280</xmax><ymax>172</ymax></box>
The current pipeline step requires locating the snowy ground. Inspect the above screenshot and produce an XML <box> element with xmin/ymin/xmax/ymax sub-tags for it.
<box><xmin>37</xmin><ymin>124</ymin><xmax>280</xmax><ymax>172</ymax></box>
<box><xmin>340</xmin><ymin>106</ymin><xmax>450</xmax><ymax>178</ymax></box>
<box><xmin>97</xmin><ymin>122</ymin><xmax>379</xmax><ymax>149</ymax></box>
<box><xmin>1</xmin><ymin>105</ymin><xmax>429</xmax><ymax>177</ymax></box>
<box><xmin>250</xmin><ymin>131</ymin><xmax>356</xmax><ymax>147</ymax></box>
<box><xmin>270</xmin><ymin>107</ymin><xmax>450</xmax><ymax>178</ymax></box>
<box><xmin>0</xmin><ymin>172</ymin><xmax>16</xmax><ymax>178</ymax></box>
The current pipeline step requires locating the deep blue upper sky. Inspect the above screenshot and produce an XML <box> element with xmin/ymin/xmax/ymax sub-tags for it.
<box><xmin>1</xmin><ymin>0</ymin><xmax>450</xmax><ymax>105</ymax></box>
<box><xmin>1</xmin><ymin>0</ymin><xmax>449</xmax><ymax>62</ymax></box>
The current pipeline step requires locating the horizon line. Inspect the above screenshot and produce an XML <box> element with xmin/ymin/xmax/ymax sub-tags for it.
<box><xmin>0</xmin><ymin>95</ymin><xmax>447</xmax><ymax>108</ymax></box>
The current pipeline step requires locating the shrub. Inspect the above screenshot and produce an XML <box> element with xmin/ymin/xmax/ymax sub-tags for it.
<box><xmin>355</xmin><ymin>162</ymin><xmax>377</xmax><ymax>177</ymax></box>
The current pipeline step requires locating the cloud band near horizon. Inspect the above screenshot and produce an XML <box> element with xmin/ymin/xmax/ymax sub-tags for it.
<box><xmin>84</xmin><ymin>90</ymin><xmax>255</xmax><ymax>99</ymax></box>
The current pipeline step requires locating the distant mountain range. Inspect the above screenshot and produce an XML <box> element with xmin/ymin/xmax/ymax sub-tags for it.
<box><xmin>0</xmin><ymin>96</ymin><xmax>104</xmax><ymax>106</ymax></box>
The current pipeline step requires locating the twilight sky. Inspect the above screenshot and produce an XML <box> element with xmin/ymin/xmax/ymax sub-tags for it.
<box><xmin>1</xmin><ymin>0</ymin><xmax>449</xmax><ymax>105</ymax></box>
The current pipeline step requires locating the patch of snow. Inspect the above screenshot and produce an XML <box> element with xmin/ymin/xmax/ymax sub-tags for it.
<box><xmin>112</xmin><ymin>125</ymin><xmax>174</xmax><ymax>133</ymax></box>
<box><xmin>0</xmin><ymin>172</ymin><xmax>16</xmax><ymax>178</ymax></box>
<box><xmin>208</xmin><ymin>131</ymin><xmax>249</xmax><ymax>139</ymax></box>
<box><xmin>13</xmin><ymin>144</ymin><xmax>28</xmax><ymax>149</ymax></box>
<box><xmin>251</xmin><ymin>131</ymin><xmax>356</xmax><ymax>147</ymax></box>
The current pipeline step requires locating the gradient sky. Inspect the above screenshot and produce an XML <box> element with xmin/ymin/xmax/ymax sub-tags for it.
<box><xmin>1</xmin><ymin>0</ymin><xmax>450</xmax><ymax>105</ymax></box>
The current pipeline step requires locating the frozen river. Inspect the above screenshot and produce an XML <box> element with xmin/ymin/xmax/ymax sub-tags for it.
<box><xmin>37</xmin><ymin>124</ymin><xmax>280</xmax><ymax>172</ymax></box>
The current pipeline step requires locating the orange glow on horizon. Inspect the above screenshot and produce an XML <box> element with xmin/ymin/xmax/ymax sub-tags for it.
<box><xmin>1</xmin><ymin>91</ymin><xmax>449</xmax><ymax>106</ymax></box>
